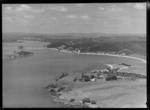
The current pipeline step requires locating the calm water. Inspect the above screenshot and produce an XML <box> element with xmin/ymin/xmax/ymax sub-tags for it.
<box><xmin>3</xmin><ymin>41</ymin><xmax>145</xmax><ymax>108</ymax></box>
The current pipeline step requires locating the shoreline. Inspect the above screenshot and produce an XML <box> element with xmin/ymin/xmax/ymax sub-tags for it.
<box><xmin>47</xmin><ymin>48</ymin><xmax>146</xmax><ymax>64</ymax></box>
<box><xmin>46</xmin><ymin>47</ymin><xmax>147</xmax><ymax>108</ymax></box>
<box><xmin>106</xmin><ymin>64</ymin><xmax>129</xmax><ymax>71</ymax></box>
<box><xmin>47</xmin><ymin>67</ymin><xmax>146</xmax><ymax>108</ymax></box>
<box><xmin>105</xmin><ymin>64</ymin><xmax>113</xmax><ymax>69</ymax></box>
<box><xmin>79</xmin><ymin>53</ymin><xmax>146</xmax><ymax>64</ymax></box>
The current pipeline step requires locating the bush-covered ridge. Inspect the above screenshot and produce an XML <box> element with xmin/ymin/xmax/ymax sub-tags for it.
<box><xmin>46</xmin><ymin>37</ymin><xmax>146</xmax><ymax>56</ymax></box>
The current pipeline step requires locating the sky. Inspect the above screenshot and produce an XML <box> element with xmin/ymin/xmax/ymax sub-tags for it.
<box><xmin>2</xmin><ymin>3</ymin><xmax>146</xmax><ymax>34</ymax></box>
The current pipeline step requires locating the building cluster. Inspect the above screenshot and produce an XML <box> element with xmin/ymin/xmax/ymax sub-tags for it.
<box><xmin>73</xmin><ymin>66</ymin><xmax>145</xmax><ymax>83</ymax></box>
<box><xmin>73</xmin><ymin>69</ymin><xmax>118</xmax><ymax>82</ymax></box>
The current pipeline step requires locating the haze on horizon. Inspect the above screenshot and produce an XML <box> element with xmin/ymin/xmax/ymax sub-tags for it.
<box><xmin>2</xmin><ymin>3</ymin><xmax>146</xmax><ymax>35</ymax></box>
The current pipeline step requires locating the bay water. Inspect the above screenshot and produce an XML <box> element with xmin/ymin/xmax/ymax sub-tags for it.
<box><xmin>3</xmin><ymin>41</ymin><xmax>145</xmax><ymax>107</ymax></box>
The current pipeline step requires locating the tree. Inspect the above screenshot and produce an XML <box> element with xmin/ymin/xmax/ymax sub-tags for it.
<box><xmin>18</xmin><ymin>45</ymin><xmax>25</xmax><ymax>51</ymax></box>
<box><xmin>73</xmin><ymin>77</ymin><xmax>78</xmax><ymax>82</ymax></box>
<box><xmin>106</xmin><ymin>67</ymin><xmax>119</xmax><ymax>74</ymax></box>
<box><xmin>14</xmin><ymin>51</ymin><xmax>17</xmax><ymax>55</ymax></box>
<box><xmin>90</xmin><ymin>75</ymin><xmax>95</xmax><ymax>79</ymax></box>
<box><xmin>57</xmin><ymin>87</ymin><xmax>65</xmax><ymax>92</ymax></box>
<box><xmin>106</xmin><ymin>67</ymin><xmax>113</xmax><ymax>74</ymax></box>
<box><xmin>82</xmin><ymin>97</ymin><xmax>91</xmax><ymax>104</ymax></box>
<box><xmin>114</xmin><ymin>68</ymin><xmax>120</xmax><ymax>73</ymax></box>
<box><xmin>70</xmin><ymin>98</ymin><xmax>75</xmax><ymax>102</ymax></box>
<box><xmin>91</xmin><ymin>100</ymin><xmax>96</xmax><ymax>104</ymax></box>
<box><xmin>106</xmin><ymin>74</ymin><xmax>117</xmax><ymax>81</ymax></box>
<box><xmin>48</xmin><ymin>83</ymin><xmax>57</xmax><ymax>88</ymax></box>
<box><xmin>81</xmin><ymin>72</ymin><xmax>85</xmax><ymax>78</ymax></box>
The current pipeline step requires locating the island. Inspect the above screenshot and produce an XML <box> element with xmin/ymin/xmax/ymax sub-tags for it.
<box><xmin>16</xmin><ymin>50</ymin><xmax>34</xmax><ymax>57</ymax></box>
<box><xmin>3</xmin><ymin>45</ymin><xmax>34</xmax><ymax>60</ymax></box>
<box><xmin>3</xmin><ymin>51</ymin><xmax>34</xmax><ymax>60</ymax></box>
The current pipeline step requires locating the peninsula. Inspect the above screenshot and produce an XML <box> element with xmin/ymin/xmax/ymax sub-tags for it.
<box><xmin>46</xmin><ymin>63</ymin><xmax>146</xmax><ymax>108</ymax></box>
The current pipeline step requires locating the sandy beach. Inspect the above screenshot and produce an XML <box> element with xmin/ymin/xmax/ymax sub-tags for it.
<box><xmin>48</xmin><ymin>48</ymin><xmax>146</xmax><ymax>64</ymax></box>
<box><xmin>78</xmin><ymin>52</ymin><xmax>146</xmax><ymax>64</ymax></box>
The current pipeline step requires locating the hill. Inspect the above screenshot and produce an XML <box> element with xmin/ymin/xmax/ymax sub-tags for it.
<box><xmin>3</xmin><ymin>32</ymin><xmax>146</xmax><ymax>56</ymax></box>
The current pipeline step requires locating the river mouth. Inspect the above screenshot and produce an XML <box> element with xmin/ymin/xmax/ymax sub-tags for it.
<box><xmin>3</xmin><ymin>41</ymin><xmax>146</xmax><ymax>108</ymax></box>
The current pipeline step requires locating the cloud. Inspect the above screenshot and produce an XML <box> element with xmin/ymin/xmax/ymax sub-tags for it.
<box><xmin>134</xmin><ymin>3</ymin><xmax>146</xmax><ymax>10</ymax></box>
<box><xmin>48</xmin><ymin>5</ymin><xmax>68</xmax><ymax>12</ymax></box>
<box><xmin>16</xmin><ymin>4</ymin><xmax>31</xmax><ymax>12</ymax></box>
<box><xmin>80</xmin><ymin>15</ymin><xmax>90</xmax><ymax>19</ymax></box>
<box><xmin>65</xmin><ymin>14</ymin><xmax>77</xmax><ymax>19</ymax></box>
<box><xmin>98</xmin><ymin>4</ymin><xmax>124</xmax><ymax>12</ymax></box>
<box><xmin>7</xmin><ymin>14</ymin><xmax>34</xmax><ymax>25</ymax></box>
<box><xmin>106</xmin><ymin>4</ymin><xmax>124</xmax><ymax>12</ymax></box>
<box><xmin>3</xmin><ymin>15</ymin><xmax>33</xmax><ymax>25</ymax></box>
<box><xmin>16</xmin><ymin>4</ymin><xmax>44</xmax><ymax>13</ymax></box>
<box><xmin>3</xmin><ymin>16</ymin><xmax>13</xmax><ymax>22</ymax></box>
<box><xmin>5</xmin><ymin>6</ymin><xmax>13</xmax><ymax>11</ymax></box>
<box><xmin>98</xmin><ymin>7</ymin><xmax>105</xmax><ymax>11</ymax></box>
<box><xmin>65</xmin><ymin>14</ymin><xmax>90</xmax><ymax>20</ymax></box>
<box><xmin>75</xmin><ymin>3</ymin><xmax>85</xmax><ymax>7</ymax></box>
<box><xmin>15</xmin><ymin>18</ymin><xmax>31</xmax><ymax>25</ymax></box>
<box><xmin>3</xmin><ymin>4</ymin><xmax>44</xmax><ymax>25</ymax></box>
<box><xmin>4</xmin><ymin>4</ymin><xmax>45</xmax><ymax>13</ymax></box>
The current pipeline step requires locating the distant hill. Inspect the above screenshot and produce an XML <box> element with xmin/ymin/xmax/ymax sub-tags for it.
<box><xmin>3</xmin><ymin>32</ymin><xmax>146</xmax><ymax>39</ymax></box>
<box><xmin>93</xmin><ymin>37</ymin><xmax>146</xmax><ymax>55</ymax></box>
